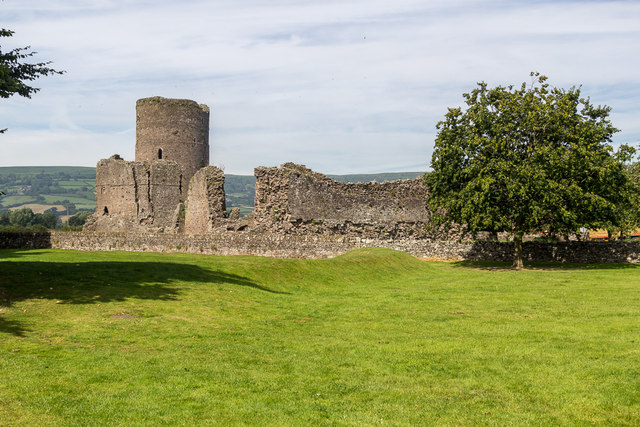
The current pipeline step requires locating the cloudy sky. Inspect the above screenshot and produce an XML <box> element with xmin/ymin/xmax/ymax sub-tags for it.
<box><xmin>1</xmin><ymin>0</ymin><xmax>639</xmax><ymax>174</ymax></box>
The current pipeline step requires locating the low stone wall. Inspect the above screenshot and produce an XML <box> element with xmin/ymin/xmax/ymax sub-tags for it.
<box><xmin>2</xmin><ymin>231</ymin><xmax>640</xmax><ymax>263</ymax></box>
<box><xmin>0</xmin><ymin>231</ymin><xmax>53</xmax><ymax>249</ymax></box>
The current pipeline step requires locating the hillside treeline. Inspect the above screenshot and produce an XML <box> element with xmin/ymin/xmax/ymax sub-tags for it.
<box><xmin>0</xmin><ymin>207</ymin><xmax>90</xmax><ymax>231</ymax></box>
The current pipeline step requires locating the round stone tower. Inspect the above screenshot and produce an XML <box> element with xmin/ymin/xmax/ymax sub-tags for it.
<box><xmin>135</xmin><ymin>96</ymin><xmax>210</xmax><ymax>185</ymax></box>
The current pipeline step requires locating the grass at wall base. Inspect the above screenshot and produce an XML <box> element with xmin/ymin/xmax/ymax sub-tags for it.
<box><xmin>1</xmin><ymin>248</ymin><xmax>639</xmax><ymax>425</ymax></box>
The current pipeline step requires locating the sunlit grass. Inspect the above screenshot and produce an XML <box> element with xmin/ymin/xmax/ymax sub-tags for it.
<box><xmin>1</xmin><ymin>248</ymin><xmax>639</xmax><ymax>425</ymax></box>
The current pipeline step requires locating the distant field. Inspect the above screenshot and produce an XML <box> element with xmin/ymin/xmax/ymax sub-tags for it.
<box><xmin>40</xmin><ymin>194</ymin><xmax>95</xmax><ymax>209</ymax></box>
<box><xmin>9</xmin><ymin>203</ymin><xmax>66</xmax><ymax>214</ymax></box>
<box><xmin>0</xmin><ymin>166</ymin><xmax>95</xmax><ymax>178</ymax></box>
<box><xmin>0</xmin><ymin>195</ymin><xmax>38</xmax><ymax>207</ymax></box>
<box><xmin>1</xmin><ymin>248</ymin><xmax>639</xmax><ymax>424</ymax></box>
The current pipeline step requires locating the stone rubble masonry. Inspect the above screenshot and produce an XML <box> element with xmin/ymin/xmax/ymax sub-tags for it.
<box><xmin>184</xmin><ymin>166</ymin><xmax>226</xmax><ymax>234</ymax></box>
<box><xmin>89</xmin><ymin>154</ymin><xmax>454</xmax><ymax>239</ymax></box>
<box><xmin>135</xmin><ymin>96</ymin><xmax>210</xmax><ymax>186</ymax></box>
<box><xmin>85</xmin><ymin>155</ymin><xmax>182</xmax><ymax>233</ymax></box>
<box><xmin>251</xmin><ymin>162</ymin><xmax>454</xmax><ymax>239</ymax></box>
<box><xmin>2</xmin><ymin>231</ymin><xmax>640</xmax><ymax>263</ymax></box>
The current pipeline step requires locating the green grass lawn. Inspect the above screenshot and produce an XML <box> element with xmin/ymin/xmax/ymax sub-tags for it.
<box><xmin>1</xmin><ymin>248</ymin><xmax>639</xmax><ymax>425</ymax></box>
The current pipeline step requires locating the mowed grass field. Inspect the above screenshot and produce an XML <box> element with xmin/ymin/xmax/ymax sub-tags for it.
<box><xmin>1</xmin><ymin>248</ymin><xmax>639</xmax><ymax>425</ymax></box>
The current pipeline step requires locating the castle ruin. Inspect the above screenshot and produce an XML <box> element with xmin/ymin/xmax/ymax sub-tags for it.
<box><xmin>85</xmin><ymin>97</ymin><xmax>226</xmax><ymax>233</ymax></box>
<box><xmin>9</xmin><ymin>95</ymin><xmax>623</xmax><ymax>262</ymax></box>
<box><xmin>85</xmin><ymin>96</ymin><xmax>440</xmax><ymax>240</ymax></box>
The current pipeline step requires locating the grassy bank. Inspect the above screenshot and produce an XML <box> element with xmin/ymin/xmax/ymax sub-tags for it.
<box><xmin>1</xmin><ymin>248</ymin><xmax>639</xmax><ymax>425</ymax></box>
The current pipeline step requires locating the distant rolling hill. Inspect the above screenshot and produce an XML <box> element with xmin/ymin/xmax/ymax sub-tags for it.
<box><xmin>0</xmin><ymin>167</ymin><xmax>97</xmax><ymax>218</ymax></box>
<box><xmin>327</xmin><ymin>172</ymin><xmax>425</xmax><ymax>183</ymax></box>
<box><xmin>0</xmin><ymin>166</ymin><xmax>425</xmax><ymax>216</ymax></box>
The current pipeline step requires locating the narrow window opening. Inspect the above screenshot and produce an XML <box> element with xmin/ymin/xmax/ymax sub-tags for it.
<box><xmin>158</xmin><ymin>148</ymin><xmax>163</xmax><ymax>159</ymax></box>
<box><xmin>103</xmin><ymin>206</ymin><xmax>109</xmax><ymax>215</ymax></box>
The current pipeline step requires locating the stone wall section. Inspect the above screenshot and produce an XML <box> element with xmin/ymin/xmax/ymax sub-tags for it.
<box><xmin>148</xmin><ymin>161</ymin><xmax>183</xmax><ymax>229</ymax></box>
<box><xmin>93</xmin><ymin>155</ymin><xmax>138</xmax><ymax>220</ymax></box>
<box><xmin>184</xmin><ymin>166</ymin><xmax>227</xmax><ymax>234</ymax></box>
<box><xmin>253</xmin><ymin>163</ymin><xmax>292</xmax><ymax>222</ymax></box>
<box><xmin>3</xmin><ymin>231</ymin><xmax>640</xmax><ymax>264</ymax></box>
<box><xmin>85</xmin><ymin>155</ymin><xmax>183</xmax><ymax>233</ymax></box>
<box><xmin>252</xmin><ymin>163</ymin><xmax>441</xmax><ymax>239</ymax></box>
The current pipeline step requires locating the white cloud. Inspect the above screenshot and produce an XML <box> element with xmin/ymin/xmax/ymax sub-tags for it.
<box><xmin>0</xmin><ymin>128</ymin><xmax>134</xmax><ymax>167</ymax></box>
<box><xmin>1</xmin><ymin>0</ymin><xmax>639</xmax><ymax>173</ymax></box>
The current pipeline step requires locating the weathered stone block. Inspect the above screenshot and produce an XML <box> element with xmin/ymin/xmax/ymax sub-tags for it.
<box><xmin>184</xmin><ymin>166</ymin><xmax>226</xmax><ymax>234</ymax></box>
<box><xmin>86</xmin><ymin>156</ymin><xmax>183</xmax><ymax>233</ymax></box>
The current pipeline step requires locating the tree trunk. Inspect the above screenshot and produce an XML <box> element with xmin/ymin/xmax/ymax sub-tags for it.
<box><xmin>513</xmin><ymin>233</ymin><xmax>524</xmax><ymax>269</ymax></box>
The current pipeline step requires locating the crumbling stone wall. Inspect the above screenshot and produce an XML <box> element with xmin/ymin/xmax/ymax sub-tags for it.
<box><xmin>92</xmin><ymin>155</ymin><xmax>139</xmax><ymax>222</ymax></box>
<box><xmin>184</xmin><ymin>166</ymin><xmax>226</xmax><ymax>234</ymax></box>
<box><xmin>4</xmin><ymin>231</ymin><xmax>640</xmax><ymax>264</ymax></box>
<box><xmin>252</xmin><ymin>163</ymin><xmax>435</xmax><ymax>238</ymax></box>
<box><xmin>85</xmin><ymin>155</ymin><xmax>183</xmax><ymax>233</ymax></box>
<box><xmin>136</xmin><ymin>96</ymin><xmax>210</xmax><ymax>186</ymax></box>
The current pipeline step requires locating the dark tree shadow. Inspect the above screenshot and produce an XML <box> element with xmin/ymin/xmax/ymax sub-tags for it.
<box><xmin>451</xmin><ymin>260</ymin><xmax>640</xmax><ymax>271</ymax></box>
<box><xmin>0</xmin><ymin>249</ymin><xmax>50</xmax><ymax>260</ymax></box>
<box><xmin>452</xmin><ymin>241</ymin><xmax>640</xmax><ymax>271</ymax></box>
<box><xmin>0</xmin><ymin>318</ymin><xmax>29</xmax><ymax>337</ymax></box>
<box><xmin>0</xmin><ymin>251</ymin><xmax>286</xmax><ymax>336</ymax></box>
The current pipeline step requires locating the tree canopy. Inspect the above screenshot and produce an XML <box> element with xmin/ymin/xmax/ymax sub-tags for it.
<box><xmin>0</xmin><ymin>28</ymin><xmax>63</xmax><ymax>132</ymax></box>
<box><xmin>0</xmin><ymin>207</ymin><xmax>59</xmax><ymax>230</ymax></box>
<box><xmin>425</xmin><ymin>73</ymin><xmax>635</xmax><ymax>268</ymax></box>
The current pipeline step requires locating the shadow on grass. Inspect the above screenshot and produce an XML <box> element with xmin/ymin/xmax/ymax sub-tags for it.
<box><xmin>451</xmin><ymin>260</ymin><xmax>640</xmax><ymax>271</ymax></box>
<box><xmin>0</xmin><ymin>252</ymin><xmax>286</xmax><ymax>336</ymax></box>
<box><xmin>0</xmin><ymin>318</ymin><xmax>29</xmax><ymax>337</ymax></box>
<box><xmin>0</xmin><ymin>249</ymin><xmax>51</xmax><ymax>260</ymax></box>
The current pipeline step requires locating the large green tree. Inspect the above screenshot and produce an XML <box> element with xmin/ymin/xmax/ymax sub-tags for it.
<box><xmin>426</xmin><ymin>73</ymin><xmax>635</xmax><ymax>268</ymax></box>
<box><xmin>1</xmin><ymin>28</ymin><xmax>63</xmax><ymax>132</ymax></box>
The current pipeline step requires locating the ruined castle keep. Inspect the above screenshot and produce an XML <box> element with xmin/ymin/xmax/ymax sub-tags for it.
<box><xmin>85</xmin><ymin>97</ymin><xmax>226</xmax><ymax>233</ymax></box>
<box><xmin>85</xmin><ymin>97</ymin><xmax>437</xmax><ymax>239</ymax></box>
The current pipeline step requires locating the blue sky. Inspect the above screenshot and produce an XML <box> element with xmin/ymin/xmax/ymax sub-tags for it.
<box><xmin>1</xmin><ymin>0</ymin><xmax>639</xmax><ymax>174</ymax></box>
